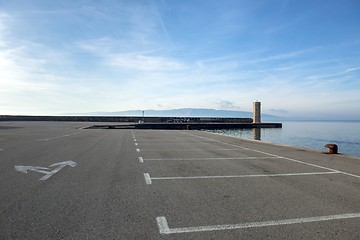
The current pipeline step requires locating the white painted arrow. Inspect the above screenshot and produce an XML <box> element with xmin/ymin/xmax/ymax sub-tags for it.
<box><xmin>49</xmin><ymin>160</ymin><xmax>77</xmax><ymax>168</ymax></box>
<box><xmin>14</xmin><ymin>166</ymin><xmax>50</xmax><ymax>174</ymax></box>
<box><xmin>14</xmin><ymin>160</ymin><xmax>77</xmax><ymax>181</ymax></box>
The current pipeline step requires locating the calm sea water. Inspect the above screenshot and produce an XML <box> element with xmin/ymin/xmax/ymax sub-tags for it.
<box><xmin>207</xmin><ymin>121</ymin><xmax>360</xmax><ymax>157</ymax></box>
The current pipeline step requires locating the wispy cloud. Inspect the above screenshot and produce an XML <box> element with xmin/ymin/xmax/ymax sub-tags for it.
<box><xmin>77</xmin><ymin>38</ymin><xmax>186</xmax><ymax>72</ymax></box>
<box><xmin>74</xmin><ymin>34</ymin><xmax>360</xmax><ymax>116</ymax></box>
<box><xmin>0</xmin><ymin>12</ymin><xmax>10</xmax><ymax>47</ymax></box>
<box><xmin>109</xmin><ymin>53</ymin><xmax>185</xmax><ymax>71</ymax></box>
<box><xmin>151</xmin><ymin>0</ymin><xmax>173</xmax><ymax>46</ymax></box>
<box><xmin>0</xmin><ymin>13</ymin><xmax>55</xmax><ymax>93</ymax></box>
<box><xmin>345</xmin><ymin>67</ymin><xmax>360</xmax><ymax>73</ymax></box>
<box><xmin>0</xmin><ymin>12</ymin><xmax>101</xmax><ymax>114</ymax></box>
<box><xmin>269</xmin><ymin>108</ymin><xmax>288</xmax><ymax>114</ymax></box>
<box><xmin>215</xmin><ymin>100</ymin><xmax>241</xmax><ymax>110</ymax></box>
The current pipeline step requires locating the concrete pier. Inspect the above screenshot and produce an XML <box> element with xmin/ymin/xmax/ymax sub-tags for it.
<box><xmin>88</xmin><ymin>122</ymin><xmax>282</xmax><ymax>130</ymax></box>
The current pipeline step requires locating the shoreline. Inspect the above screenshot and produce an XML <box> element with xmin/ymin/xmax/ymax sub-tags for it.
<box><xmin>207</xmin><ymin>126</ymin><xmax>360</xmax><ymax>158</ymax></box>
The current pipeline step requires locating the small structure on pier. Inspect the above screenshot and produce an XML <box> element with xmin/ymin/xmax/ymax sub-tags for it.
<box><xmin>253</xmin><ymin>101</ymin><xmax>261</xmax><ymax>123</ymax></box>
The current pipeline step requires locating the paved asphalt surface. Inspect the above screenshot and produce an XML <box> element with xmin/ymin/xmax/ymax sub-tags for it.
<box><xmin>1</xmin><ymin>121</ymin><xmax>360</xmax><ymax>240</ymax></box>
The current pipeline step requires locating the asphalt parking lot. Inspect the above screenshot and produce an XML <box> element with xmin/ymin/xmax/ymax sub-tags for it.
<box><xmin>1</xmin><ymin>122</ymin><xmax>360</xmax><ymax>239</ymax></box>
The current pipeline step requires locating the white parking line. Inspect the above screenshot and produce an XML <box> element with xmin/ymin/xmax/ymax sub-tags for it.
<box><xmin>131</xmin><ymin>130</ymin><xmax>136</xmax><ymax>139</ymax></box>
<box><xmin>136</xmin><ymin>139</ymin><xmax>193</xmax><ymax>141</ymax></box>
<box><xmin>136</xmin><ymin>148</ymin><xmax>140</xmax><ymax>152</ymax></box>
<box><xmin>135</xmin><ymin>143</ymin><xmax>138</xmax><ymax>146</ymax></box>
<box><xmin>140</xmin><ymin>148</ymin><xmax>244</xmax><ymax>152</ymax></box>
<box><xmin>0</xmin><ymin>149</ymin><xmax>3</xmax><ymax>151</ymax></box>
<box><xmin>144</xmin><ymin>173</ymin><xmax>152</xmax><ymax>184</ymax></box>
<box><xmin>156</xmin><ymin>212</ymin><xmax>360</xmax><ymax>235</ymax></box>
<box><xmin>37</xmin><ymin>132</ymin><xmax>81</xmax><ymax>141</ymax></box>
<box><xmin>138</xmin><ymin>157</ymin><xmax>144</xmax><ymax>163</ymax></box>
<box><xmin>145</xmin><ymin>171</ymin><xmax>338</xmax><ymax>184</ymax></box>
<box><xmin>137</xmin><ymin>142</ymin><xmax>197</xmax><ymax>145</ymax></box>
<box><xmin>144</xmin><ymin>156</ymin><xmax>280</xmax><ymax>161</ymax></box>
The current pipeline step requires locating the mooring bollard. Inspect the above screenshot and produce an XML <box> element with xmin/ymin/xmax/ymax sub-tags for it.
<box><xmin>324</xmin><ymin>144</ymin><xmax>338</xmax><ymax>154</ymax></box>
<box><xmin>186</xmin><ymin>125</ymin><xmax>192</xmax><ymax>130</ymax></box>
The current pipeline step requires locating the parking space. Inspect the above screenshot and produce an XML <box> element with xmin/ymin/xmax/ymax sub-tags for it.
<box><xmin>132</xmin><ymin>130</ymin><xmax>360</xmax><ymax>238</ymax></box>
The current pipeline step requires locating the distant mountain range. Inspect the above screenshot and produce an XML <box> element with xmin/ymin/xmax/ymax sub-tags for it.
<box><xmin>79</xmin><ymin>108</ymin><xmax>281</xmax><ymax>120</ymax></box>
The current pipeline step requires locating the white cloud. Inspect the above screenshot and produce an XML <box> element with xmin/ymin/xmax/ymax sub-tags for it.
<box><xmin>150</xmin><ymin>0</ymin><xmax>173</xmax><ymax>46</ymax></box>
<box><xmin>0</xmin><ymin>13</ymin><xmax>96</xmax><ymax>114</ymax></box>
<box><xmin>73</xmin><ymin>38</ymin><xmax>360</xmax><ymax>117</ymax></box>
<box><xmin>77</xmin><ymin>37</ymin><xmax>186</xmax><ymax>72</ymax></box>
<box><xmin>269</xmin><ymin>108</ymin><xmax>288</xmax><ymax>114</ymax></box>
<box><xmin>345</xmin><ymin>67</ymin><xmax>360</xmax><ymax>73</ymax></box>
<box><xmin>109</xmin><ymin>53</ymin><xmax>185</xmax><ymax>71</ymax></box>
<box><xmin>0</xmin><ymin>13</ymin><xmax>9</xmax><ymax>47</ymax></box>
<box><xmin>215</xmin><ymin>100</ymin><xmax>241</xmax><ymax>110</ymax></box>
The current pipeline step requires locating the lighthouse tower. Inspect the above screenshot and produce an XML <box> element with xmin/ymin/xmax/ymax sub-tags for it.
<box><xmin>253</xmin><ymin>101</ymin><xmax>261</xmax><ymax>123</ymax></box>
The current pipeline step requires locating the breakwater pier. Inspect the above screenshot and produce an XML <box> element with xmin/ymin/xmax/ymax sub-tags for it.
<box><xmin>0</xmin><ymin>116</ymin><xmax>281</xmax><ymax>130</ymax></box>
<box><xmin>88</xmin><ymin>122</ymin><xmax>282</xmax><ymax>130</ymax></box>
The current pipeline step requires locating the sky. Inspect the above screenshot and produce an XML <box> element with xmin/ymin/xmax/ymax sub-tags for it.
<box><xmin>0</xmin><ymin>0</ymin><xmax>359</xmax><ymax>120</ymax></box>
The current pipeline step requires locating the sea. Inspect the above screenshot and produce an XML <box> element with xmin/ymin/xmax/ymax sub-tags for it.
<box><xmin>207</xmin><ymin>121</ymin><xmax>360</xmax><ymax>157</ymax></box>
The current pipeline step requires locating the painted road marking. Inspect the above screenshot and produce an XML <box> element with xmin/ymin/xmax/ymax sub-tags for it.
<box><xmin>0</xmin><ymin>149</ymin><xmax>3</xmax><ymax>151</ymax></box>
<box><xmin>139</xmin><ymin>157</ymin><xmax>144</xmax><ymax>163</ymax></box>
<box><xmin>138</xmin><ymin>142</ymin><xmax>195</xmax><ymax>144</ymax></box>
<box><xmin>182</xmin><ymin>131</ymin><xmax>360</xmax><ymax>180</ymax></box>
<box><xmin>140</xmin><ymin>148</ymin><xmax>243</xmax><ymax>152</ymax></box>
<box><xmin>15</xmin><ymin>160</ymin><xmax>77</xmax><ymax>181</ymax></box>
<box><xmin>37</xmin><ymin>132</ymin><xmax>81</xmax><ymax>141</ymax></box>
<box><xmin>144</xmin><ymin>171</ymin><xmax>338</xmax><ymax>185</ymax></box>
<box><xmin>135</xmin><ymin>142</ymin><xmax>210</xmax><ymax>145</ymax></box>
<box><xmin>134</xmin><ymin>139</ymin><xmax>137</xmax><ymax>142</ymax></box>
<box><xmin>78</xmin><ymin>126</ymin><xmax>91</xmax><ymax>129</ymax></box>
<box><xmin>156</xmin><ymin>212</ymin><xmax>360</xmax><ymax>235</ymax></box>
<box><xmin>144</xmin><ymin>173</ymin><xmax>152</xmax><ymax>184</ymax></box>
<box><xmin>131</xmin><ymin>130</ymin><xmax>136</xmax><ymax>139</ymax></box>
<box><xmin>136</xmin><ymin>148</ymin><xmax>140</xmax><ymax>152</ymax></box>
<box><xmin>135</xmin><ymin>143</ymin><xmax>138</xmax><ymax>146</ymax></box>
<box><xmin>144</xmin><ymin>156</ymin><xmax>280</xmax><ymax>161</ymax></box>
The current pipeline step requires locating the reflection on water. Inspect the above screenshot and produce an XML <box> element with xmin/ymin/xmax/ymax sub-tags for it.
<box><xmin>252</xmin><ymin>128</ymin><xmax>261</xmax><ymax>140</ymax></box>
<box><xmin>206</xmin><ymin>121</ymin><xmax>360</xmax><ymax>157</ymax></box>
<box><xmin>209</xmin><ymin>128</ymin><xmax>263</xmax><ymax>141</ymax></box>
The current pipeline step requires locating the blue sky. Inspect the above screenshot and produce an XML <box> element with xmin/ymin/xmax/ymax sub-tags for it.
<box><xmin>0</xmin><ymin>0</ymin><xmax>359</xmax><ymax>119</ymax></box>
